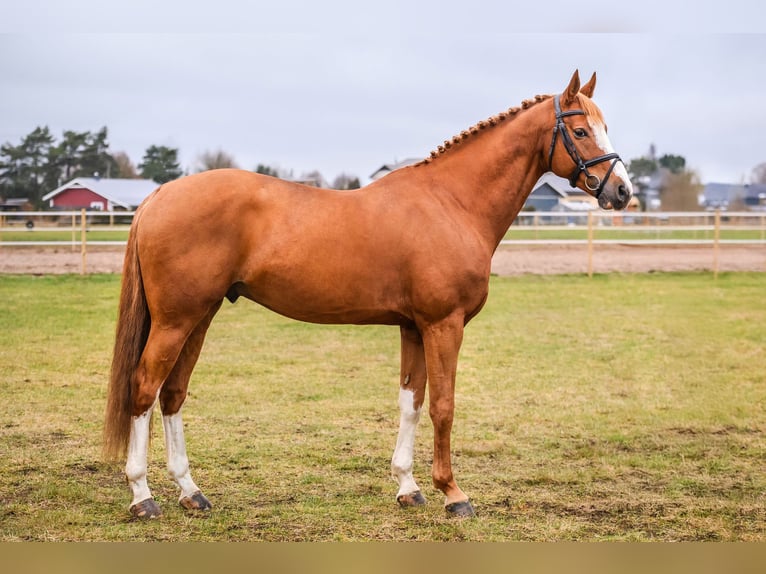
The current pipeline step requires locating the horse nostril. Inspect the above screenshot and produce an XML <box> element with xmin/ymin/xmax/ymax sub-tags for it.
<box><xmin>617</xmin><ymin>184</ymin><xmax>629</xmax><ymax>202</ymax></box>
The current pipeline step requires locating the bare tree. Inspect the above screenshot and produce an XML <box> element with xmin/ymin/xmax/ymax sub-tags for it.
<box><xmin>751</xmin><ymin>162</ymin><xmax>766</xmax><ymax>184</ymax></box>
<box><xmin>300</xmin><ymin>170</ymin><xmax>327</xmax><ymax>188</ymax></box>
<box><xmin>112</xmin><ymin>151</ymin><xmax>139</xmax><ymax>179</ymax></box>
<box><xmin>194</xmin><ymin>149</ymin><xmax>239</xmax><ymax>172</ymax></box>
<box><xmin>660</xmin><ymin>170</ymin><xmax>704</xmax><ymax>211</ymax></box>
<box><xmin>332</xmin><ymin>173</ymin><xmax>361</xmax><ymax>190</ymax></box>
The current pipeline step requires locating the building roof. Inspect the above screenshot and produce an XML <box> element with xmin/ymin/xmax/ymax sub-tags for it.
<box><xmin>369</xmin><ymin>158</ymin><xmax>423</xmax><ymax>180</ymax></box>
<box><xmin>0</xmin><ymin>197</ymin><xmax>31</xmax><ymax>210</ymax></box>
<box><xmin>703</xmin><ymin>182</ymin><xmax>746</xmax><ymax>205</ymax></box>
<box><xmin>42</xmin><ymin>177</ymin><xmax>158</xmax><ymax>209</ymax></box>
<box><xmin>531</xmin><ymin>173</ymin><xmax>590</xmax><ymax>198</ymax></box>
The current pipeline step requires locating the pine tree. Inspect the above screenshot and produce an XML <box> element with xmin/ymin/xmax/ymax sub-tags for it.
<box><xmin>139</xmin><ymin>145</ymin><xmax>183</xmax><ymax>183</ymax></box>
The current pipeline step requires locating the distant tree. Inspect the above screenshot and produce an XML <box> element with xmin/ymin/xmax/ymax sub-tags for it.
<box><xmin>112</xmin><ymin>152</ymin><xmax>139</xmax><ymax>179</ymax></box>
<box><xmin>0</xmin><ymin>126</ymin><xmax>56</xmax><ymax>205</ymax></box>
<box><xmin>627</xmin><ymin>150</ymin><xmax>691</xmax><ymax>211</ymax></box>
<box><xmin>660</xmin><ymin>169</ymin><xmax>703</xmax><ymax>211</ymax></box>
<box><xmin>139</xmin><ymin>145</ymin><xmax>183</xmax><ymax>184</ymax></box>
<box><xmin>751</xmin><ymin>162</ymin><xmax>766</xmax><ymax>184</ymax></box>
<box><xmin>195</xmin><ymin>149</ymin><xmax>239</xmax><ymax>172</ymax></box>
<box><xmin>627</xmin><ymin>157</ymin><xmax>658</xmax><ymax>180</ymax></box>
<box><xmin>56</xmin><ymin>130</ymin><xmax>89</xmax><ymax>180</ymax></box>
<box><xmin>1</xmin><ymin>125</ymin><xmax>124</xmax><ymax>204</ymax></box>
<box><xmin>48</xmin><ymin>127</ymin><xmax>117</xmax><ymax>181</ymax></box>
<box><xmin>301</xmin><ymin>170</ymin><xmax>327</xmax><ymax>187</ymax></box>
<box><xmin>255</xmin><ymin>163</ymin><xmax>281</xmax><ymax>177</ymax></box>
<box><xmin>75</xmin><ymin>127</ymin><xmax>117</xmax><ymax>179</ymax></box>
<box><xmin>658</xmin><ymin>153</ymin><xmax>686</xmax><ymax>174</ymax></box>
<box><xmin>332</xmin><ymin>173</ymin><xmax>361</xmax><ymax>190</ymax></box>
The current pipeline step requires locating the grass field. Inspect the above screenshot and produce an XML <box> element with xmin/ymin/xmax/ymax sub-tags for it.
<box><xmin>0</xmin><ymin>272</ymin><xmax>764</xmax><ymax>541</ymax></box>
<box><xmin>0</xmin><ymin>227</ymin><xmax>130</xmax><ymax>243</ymax></box>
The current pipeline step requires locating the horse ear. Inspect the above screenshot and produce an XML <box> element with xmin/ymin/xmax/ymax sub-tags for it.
<box><xmin>563</xmin><ymin>70</ymin><xmax>581</xmax><ymax>105</ymax></box>
<box><xmin>580</xmin><ymin>72</ymin><xmax>597</xmax><ymax>98</ymax></box>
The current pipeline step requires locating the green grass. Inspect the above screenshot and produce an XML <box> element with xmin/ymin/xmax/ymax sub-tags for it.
<box><xmin>0</xmin><ymin>272</ymin><xmax>764</xmax><ymax>541</ymax></box>
<box><xmin>0</xmin><ymin>228</ymin><xmax>130</xmax><ymax>243</ymax></box>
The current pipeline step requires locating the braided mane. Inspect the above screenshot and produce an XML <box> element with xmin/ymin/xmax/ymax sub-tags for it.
<box><xmin>417</xmin><ymin>93</ymin><xmax>553</xmax><ymax>165</ymax></box>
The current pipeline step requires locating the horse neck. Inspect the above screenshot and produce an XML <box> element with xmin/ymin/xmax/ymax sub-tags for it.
<box><xmin>415</xmin><ymin>100</ymin><xmax>552</xmax><ymax>249</ymax></box>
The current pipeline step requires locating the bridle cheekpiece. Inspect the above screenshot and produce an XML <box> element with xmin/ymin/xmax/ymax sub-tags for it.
<box><xmin>547</xmin><ymin>94</ymin><xmax>623</xmax><ymax>198</ymax></box>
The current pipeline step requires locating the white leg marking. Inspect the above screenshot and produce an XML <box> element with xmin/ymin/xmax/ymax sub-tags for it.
<box><xmin>391</xmin><ymin>388</ymin><xmax>422</xmax><ymax>497</ymax></box>
<box><xmin>125</xmin><ymin>405</ymin><xmax>155</xmax><ymax>508</ymax></box>
<box><xmin>162</xmin><ymin>409</ymin><xmax>202</xmax><ymax>501</ymax></box>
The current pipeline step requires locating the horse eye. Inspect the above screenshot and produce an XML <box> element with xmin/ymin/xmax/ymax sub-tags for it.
<box><xmin>573</xmin><ymin>128</ymin><xmax>588</xmax><ymax>138</ymax></box>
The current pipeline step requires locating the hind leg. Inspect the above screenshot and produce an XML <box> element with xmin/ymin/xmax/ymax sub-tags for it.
<box><xmin>125</xmin><ymin>404</ymin><xmax>160</xmax><ymax>518</ymax></box>
<box><xmin>125</xmin><ymin>315</ymin><xmax>206</xmax><ymax>519</ymax></box>
<box><xmin>160</xmin><ymin>303</ymin><xmax>221</xmax><ymax>512</ymax></box>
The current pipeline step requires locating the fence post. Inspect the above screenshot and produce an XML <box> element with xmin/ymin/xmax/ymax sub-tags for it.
<box><xmin>713</xmin><ymin>208</ymin><xmax>720</xmax><ymax>280</ymax></box>
<box><xmin>71</xmin><ymin>212</ymin><xmax>76</xmax><ymax>252</ymax></box>
<box><xmin>587</xmin><ymin>210</ymin><xmax>594</xmax><ymax>278</ymax></box>
<box><xmin>80</xmin><ymin>209</ymin><xmax>87</xmax><ymax>275</ymax></box>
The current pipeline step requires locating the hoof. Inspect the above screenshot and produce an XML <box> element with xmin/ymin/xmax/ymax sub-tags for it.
<box><xmin>130</xmin><ymin>498</ymin><xmax>162</xmax><ymax>520</ymax></box>
<box><xmin>180</xmin><ymin>491</ymin><xmax>212</xmax><ymax>511</ymax></box>
<box><xmin>445</xmin><ymin>499</ymin><xmax>476</xmax><ymax>518</ymax></box>
<box><xmin>397</xmin><ymin>490</ymin><xmax>427</xmax><ymax>508</ymax></box>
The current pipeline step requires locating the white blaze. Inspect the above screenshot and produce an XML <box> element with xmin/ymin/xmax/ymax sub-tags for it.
<box><xmin>587</xmin><ymin>116</ymin><xmax>633</xmax><ymax>195</ymax></box>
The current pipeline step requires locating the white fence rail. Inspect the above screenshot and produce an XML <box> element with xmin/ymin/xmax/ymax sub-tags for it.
<box><xmin>0</xmin><ymin>210</ymin><xmax>134</xmax><ymax>246</ymax></box>
<box><xmin>2</xmin><ymin>209</ymin><xmax>765</xmax><ymax>276</ymax></box>
<box><xmin>506</xmin><ymin>210</ymin><xmax>766</xmax><ymax>244</ymax></box>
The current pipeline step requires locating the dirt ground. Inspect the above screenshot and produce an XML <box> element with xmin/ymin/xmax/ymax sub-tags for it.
<box><xmin>1</xmin><ymin>243</ymin><xmax>764</xmax><ymax>275</ymax></box>
<box><xmin>491</xmin><ymin>243</ymin><xmax>766</xmax><ymax>275</ymax></box>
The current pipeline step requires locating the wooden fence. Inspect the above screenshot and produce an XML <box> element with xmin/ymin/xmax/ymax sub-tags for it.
<box><xmin>506</xmin><ymin>210</ymin><xmax>766</xmax><ymax>278</ymax></box>
<box><xmin>1</xmin><ymin>209</ymin><xmax>765</xmax><ymax>276</ymax></box>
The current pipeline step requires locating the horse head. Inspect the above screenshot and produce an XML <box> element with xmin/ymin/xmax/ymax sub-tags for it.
<box><xmin>548</xmin><ymin>70</ymin><xmax>633</xmax><ymax>210</ymax></box>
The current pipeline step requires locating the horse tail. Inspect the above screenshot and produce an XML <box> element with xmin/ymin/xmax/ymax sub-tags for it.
<box><xmin>103</xmin><ymin>208</ymin><xmax>150</xmax><ymax>461</ymax></box>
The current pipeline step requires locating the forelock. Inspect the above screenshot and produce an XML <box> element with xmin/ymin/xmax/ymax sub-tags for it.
<box><xmin>578</xmin><ymin>94</ymin><xmax>605</xmax><ymax>125</ymax></box>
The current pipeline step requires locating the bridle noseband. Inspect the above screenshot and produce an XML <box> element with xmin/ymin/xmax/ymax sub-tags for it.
<box><xmin>547</xmin><ymin>94</ymin><xmax>623</xmax><ymax>198</ymax></box>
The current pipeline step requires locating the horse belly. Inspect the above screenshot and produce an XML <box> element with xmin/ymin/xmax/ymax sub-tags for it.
<box><xmin>238</xmin><ymin>251</ymin><xmax>407</xmax><ymax>326</ymax></box>
<box><xmin>244</xmin><ymin>282</ymin><xmax>406</xmax><ymax>325</ymax></box>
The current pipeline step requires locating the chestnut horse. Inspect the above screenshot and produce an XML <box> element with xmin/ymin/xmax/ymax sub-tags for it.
<box><xmin>104</xmin><ymin>70</ymin><xmax>633</xmax><ymax>519</ymax></box>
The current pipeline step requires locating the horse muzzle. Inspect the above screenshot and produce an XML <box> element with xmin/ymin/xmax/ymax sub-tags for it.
<box><xmin>597</xmin><ymin>179</ymin><xmax>633</xmax><ymax>211</ymax></box>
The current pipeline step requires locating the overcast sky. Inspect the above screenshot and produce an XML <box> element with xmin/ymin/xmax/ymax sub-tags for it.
<box><xmin>2</xmin><ymin>2</ymin><xmax>765</xmax><ymax>185</ymax></box>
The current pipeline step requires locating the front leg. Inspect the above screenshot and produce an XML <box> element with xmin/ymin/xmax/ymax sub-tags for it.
<box><xmin>421</xmin><ymin>315</ymin><xmax>476</xmax><ymax>518</ymax></box>
<box><xmin>391</xmin><ymin>325</ymin><xmax>427</xmax><ymax>507</ymax></box>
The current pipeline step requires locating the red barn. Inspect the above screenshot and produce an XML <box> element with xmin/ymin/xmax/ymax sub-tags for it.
<box><xmin>42</xmin><ymin>177</ymin><xmax>158</xmax><ymax>211</ymax></box>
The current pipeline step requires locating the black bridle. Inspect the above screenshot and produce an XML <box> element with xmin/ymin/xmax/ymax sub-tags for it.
<box><xmin>547</xmin><ymin>94</ymin><xmax>623</xmax><ymax>198</ymax></box>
